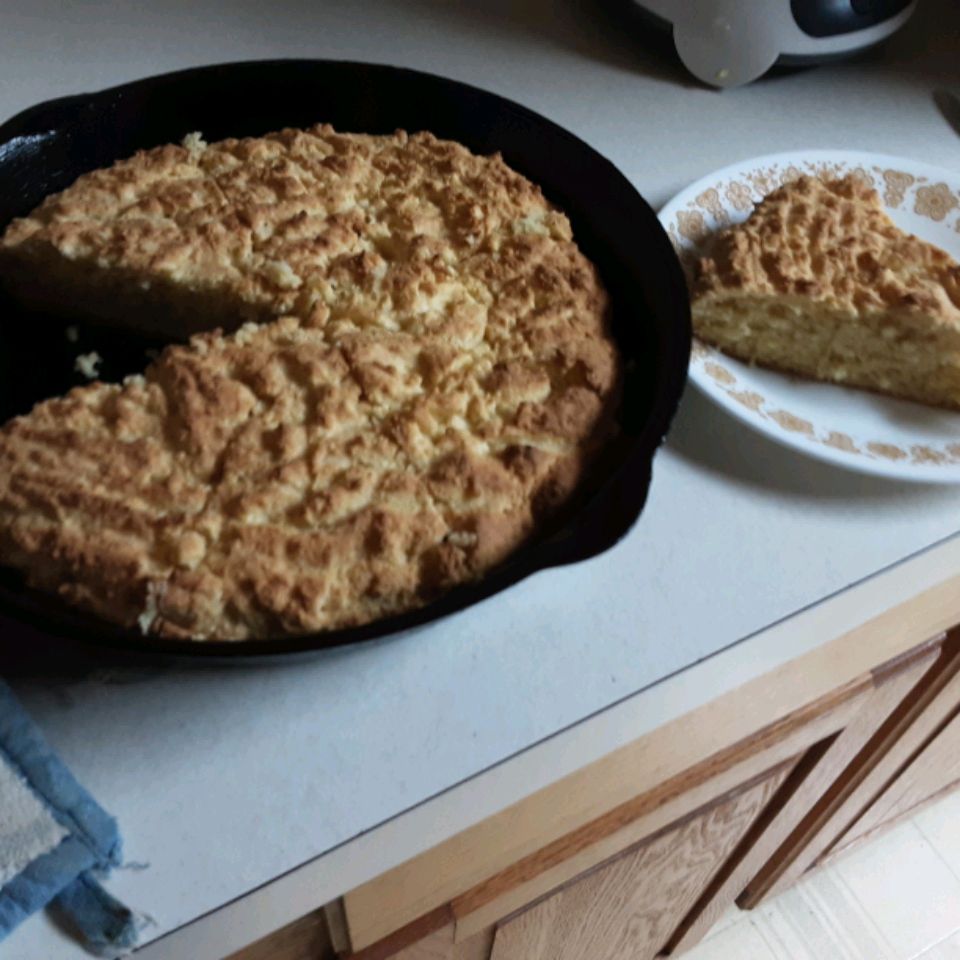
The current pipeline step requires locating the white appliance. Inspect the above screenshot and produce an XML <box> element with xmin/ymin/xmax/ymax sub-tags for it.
<box><xmin>634</xmin><ymin>0</ymin><xmax>917</xmax><ymax>88</ymax></box>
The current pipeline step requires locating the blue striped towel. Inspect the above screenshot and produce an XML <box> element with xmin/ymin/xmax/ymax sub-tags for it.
<box><xmin>0</xmin><ymin>679</ymin><xmax>142</xmax><ymax>956</ymax></box>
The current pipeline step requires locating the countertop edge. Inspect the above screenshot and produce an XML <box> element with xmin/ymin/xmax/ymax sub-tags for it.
<box><xmin>130</xmin><ymin>529</ymin><xmax>960</xmax><ymax>960</ymax></box>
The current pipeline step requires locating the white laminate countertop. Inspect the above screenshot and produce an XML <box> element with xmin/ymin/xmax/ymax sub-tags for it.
<box><xmin>3</xmin><ymin>2</ymin><xmax>960</xmax><ymax>957</ymax></box>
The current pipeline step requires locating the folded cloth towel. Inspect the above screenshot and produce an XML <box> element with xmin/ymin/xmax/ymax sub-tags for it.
<box><xmin>0</xmin><ymin>679</ymin><xmax>142</xmax><ymax>956</ymax></box>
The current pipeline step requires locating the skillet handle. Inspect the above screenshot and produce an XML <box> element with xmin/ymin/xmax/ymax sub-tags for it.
<box><xmin>542</xmin><ymin>459</ymin><xmax>654</xmax><ymax>568</ymax></box>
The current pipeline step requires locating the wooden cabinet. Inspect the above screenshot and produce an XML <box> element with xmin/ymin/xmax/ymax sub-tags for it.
<box><xmin>667</xmin><ymin>639</ymin><xmax>946</xmax><ymax>953</ymax></box>
<box><xmin>489</xmin><ymin>766</ymin><xmax>791</xmax><ymax>960</ymax></box>
<box><xmin>226</xmin><ymin>628</ymin><xmax>960</xmax><ymax>960</ymax></box>
<box><xmin>226</xmin><ymin>909</ymin><xmax>335</xmax><ymax>960</ymax></box>
<box><xmin>830</xmin><ymin>712</ymin><xmax>960</xmax><ymax>856</ymax></box>
<box><xmin>739</xmin><ymin>633</ymin><xmax>960</xmax><ymax>907</ymax></box>
<box><xmin>386</xmin><ymin>926</ymin><xmax>492</xmax><ymax>960</ymax></box>
<box><xmin>818</xmin><ymin>653</ymin><xmax>960</xmax><ymax>866</ymax></box>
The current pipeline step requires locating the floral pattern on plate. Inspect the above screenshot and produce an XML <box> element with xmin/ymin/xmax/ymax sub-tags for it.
<box><xmin>659</xmin><ymin>150</ymin><xmax>960</xmax><ymax>483</ymax></box>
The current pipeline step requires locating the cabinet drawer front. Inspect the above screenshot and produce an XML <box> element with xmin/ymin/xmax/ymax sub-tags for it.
<box><xmin>740</xmin><ymin>638</ymin><xmax>953</xmax><ymax>906</ymax></box>
<box><xmin>490</xmin><ymin>768</ymin><xmax>789</xmax><ymax>960</ymax></box>
<box><xmin>831</xmin><ymin>707</ymin><xmax>960</xmax><ymax>860</ymax></box>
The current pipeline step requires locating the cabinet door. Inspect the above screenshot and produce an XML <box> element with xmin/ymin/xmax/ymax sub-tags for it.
<box><xmin>225</xmin><ymin>908</ymin><xmax>334</xmax><ymax>960</ymax></box>
<box><xmin>666</xmin><ymin>640</ymin><xmax>944</xmax><ymax>953</ymax></box>
<box><xmin>739</xmin><ymin>636</ymin><xmax>960</xmax><ymax>907</ymax></box>
<box><xmin>825</xmin><ymin>698</ymin><xmax>960</xmax><ymax>862</ymax></box>
<box><xmin>387</xmin><ymin>924</ymin><xmax>493</xmax><ymax>960</ymax></box>
<box><xmin>335</xmin><ymin>640</ymin><xmax>945</xmax><ymax>960</ymax></box>
<box><xmin>489</xmin><ymin>767</ymin><xmax>790</xmax><ymax>960</ymax></box>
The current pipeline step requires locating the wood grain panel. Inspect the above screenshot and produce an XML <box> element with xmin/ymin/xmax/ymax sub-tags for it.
<box><xmin>826</xmin><ymin>708</ymin><xmax>960</xmax><ymax>863</ymax></box>
<box><xmin>390</xmin><ymin>925</ymin><xmax>454</xmax><ymax>960</ymax></box>
<box><xmin>455</xmin><ymin>640</ymin><xmax>941</xmax><ymax>944</ymax></box>
<box><xmin>826</xmin><ymin>776</ymin><xmax>960</xmax><ymax>866</ymax></box>
<box><xmin>666</xmin><ymin>643</ymin><xmax>941</xmax><ymax>953</ymax></box>
<box><xmin>344</xmin><ymin>614</ymin><xmax>953</xmax><ymax>950</ymax></box>
<box><xmin>455</xmin><ymin>928</ymin><xmax>496</xmax><ymax>960</ymax></box>
<box><xmin>344</xmin><ymin>668</ymin><xmax>867</xmax><ymax>950</ymax></box>
<box><xmin>225</xmin><ymin>907</ymin><xmax>333</xmax><ymax>960</ymax></box>
<box><xmin>489</xmin><ymin>768</ymin><xmax>789</xmax><ymax>960</ymax></box>
<box><xmin>346</xmin><ymin>923</ymin><xmax>493</xmax><ymax>960</ymax></box>
<box><xmin>740</xmin><ymin>637</ymin><xmax>960</xmax><ymax>907</ymax></box>
<box><xmin>343</xmin><ymin>906</ymin><xmax>453</xmax><ymax>960</ymax></box>
<box><xmin>663</xmin><ymin>744</ymin><xmax>831</xmax><ymax>956</ymax></box>
<box><xmin>451</xmin><ymin>712</ymin><xmax>842</xmax><ymax>942</ymax></box>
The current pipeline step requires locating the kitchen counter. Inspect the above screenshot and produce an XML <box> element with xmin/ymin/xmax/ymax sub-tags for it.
<box><xmin>2</xmin><ymin>1</ymin><xmax>960</xmax><ymax>957</ymax></box>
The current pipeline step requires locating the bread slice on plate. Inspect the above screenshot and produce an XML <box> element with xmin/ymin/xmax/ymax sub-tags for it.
<box><xmin>692</xmin><ymin>174</ymin><xmax>960</xmax><ymax>410</ymax></box>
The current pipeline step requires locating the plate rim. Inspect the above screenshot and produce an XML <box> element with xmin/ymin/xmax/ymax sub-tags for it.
<box><xmin>659</xmin><ymin>148</ymin><xmax>960</xmax><ymax>484</ymax></box>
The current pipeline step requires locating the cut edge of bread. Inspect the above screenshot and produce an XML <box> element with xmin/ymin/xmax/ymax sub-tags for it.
<box><xmin>691</xmin><ymin>175</ymin><xmax>960</xmax><ymax>411</ymax></box>
<box><xmin>694</xmin><ymin>290</ymin><xmax>960</xmax><ymax>410</ymax></box>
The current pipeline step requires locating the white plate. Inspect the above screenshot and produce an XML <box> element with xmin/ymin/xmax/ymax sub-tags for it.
<box><xmin>659</xmin><ymin>150</ymin><xmax>960</xmax><ymax>483</ymax></box>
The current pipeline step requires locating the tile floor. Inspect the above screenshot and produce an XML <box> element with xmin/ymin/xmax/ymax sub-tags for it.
<box><xmin>684</xmin><ymin>789</ymin><xmax>960</xmax><ymax>960</ymax></box>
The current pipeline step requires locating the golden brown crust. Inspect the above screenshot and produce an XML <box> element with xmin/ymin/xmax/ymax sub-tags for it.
<box><xmin>694</xmin><ymin>175</ymin><xmax>960</xmax><ymax>331</ymax></box>
<box><xmin>0</xmin><ymin>127</ymin><xmax>617</xmax><ymax>640</ymax></box>
<box><xmin>691</xmin><ymin>175</ymin><xmax>960</xmax><ymax>410</ymax></box>
<box><xmin>1</xmin><ymin>126</ymin><xmax>598</xmax><ymax>333</ymax></box>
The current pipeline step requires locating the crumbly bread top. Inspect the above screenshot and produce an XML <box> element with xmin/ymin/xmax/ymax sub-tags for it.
<box><xmin>3</xmin><ymin>125</ymin><xmax>587</xmax><ymax>324</ymax></box>
<box><xmin>0</xmin><ymin>127</ymin><xmax>616</xmax><ymax>640</ymax></box>
<box><xmin>694</xmin><ymin>175</ymin><xmax>960</xmax><ymax>330</ymax></box>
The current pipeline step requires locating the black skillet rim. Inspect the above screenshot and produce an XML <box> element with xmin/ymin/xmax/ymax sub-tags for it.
<box><xmin>0</xmin><ymin>59</ymin><xmax>690</xmax><ymax>660</ymax></box>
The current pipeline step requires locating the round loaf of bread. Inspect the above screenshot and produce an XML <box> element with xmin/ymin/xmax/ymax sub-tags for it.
<box><xmin>0</xmin><ymin>126</ymin><xmax>618</xmax><ymax>640</ymax></box>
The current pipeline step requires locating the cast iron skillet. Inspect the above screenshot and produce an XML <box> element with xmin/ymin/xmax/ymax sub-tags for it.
<box><xmin>0</xmin><ymin>60</ymin><xmax>690</xmax><ymax>661</ymax></box>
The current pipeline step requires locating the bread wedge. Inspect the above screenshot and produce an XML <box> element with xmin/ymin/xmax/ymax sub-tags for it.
<box><xmin>692</xmin><ymin>175</ymin><xmax>960</xmax><ymax>410</ymax></box>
